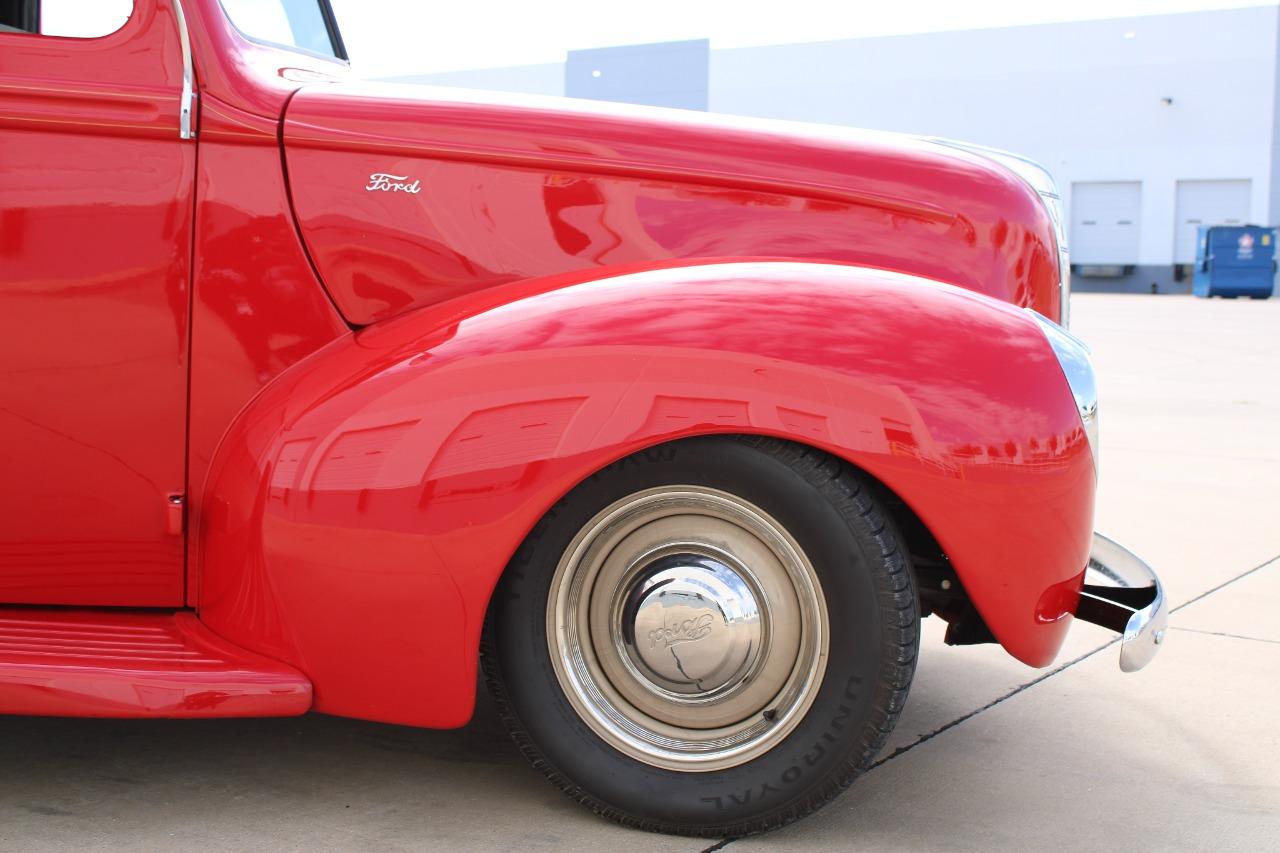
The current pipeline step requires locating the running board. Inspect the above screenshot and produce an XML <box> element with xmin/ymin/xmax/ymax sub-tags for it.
<box><xmin>0</xmin><ymin>608</ymin><xmax>312</xmax><ymax>718</ymax></box>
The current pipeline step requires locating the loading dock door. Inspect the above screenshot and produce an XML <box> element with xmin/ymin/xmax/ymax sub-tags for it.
<box><xmin>1174</xmin><ymin>180</ymin><xmax>1252</xmax><ymax>264</ymax></box>
<box><xmin>1071</xmin><ymin>181</ymin><xmax>1142</xmax><ymax>264</ymax></box>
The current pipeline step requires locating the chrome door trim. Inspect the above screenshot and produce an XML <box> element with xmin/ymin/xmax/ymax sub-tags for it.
<box><xmin>171</xmin><ymin>0</ymin><xmax>196</xmax><ymax>139</ymax></box>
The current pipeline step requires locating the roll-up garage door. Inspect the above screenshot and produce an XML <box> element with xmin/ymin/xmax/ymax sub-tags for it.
<box><xmin>1070</xmin><ymin>181</ymin><xmax>1142</xmax><ymax>265</ymax></box>
<box><xmin>1174</xmin><ymin>180</ymin><xmax>1252</xmax><ymax>264</ymax></box>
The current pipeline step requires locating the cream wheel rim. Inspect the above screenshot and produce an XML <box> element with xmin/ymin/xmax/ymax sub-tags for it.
<box><xmin>546</xmin><ymin>486</ymin><xmax>829</xmax><ymax>771</ymax></box>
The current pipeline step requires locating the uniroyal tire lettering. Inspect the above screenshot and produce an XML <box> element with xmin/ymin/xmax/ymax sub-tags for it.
<box><xmin>803</xmin><ymin>742</ymin><xmax>827</xmax><ymax>766</ymax></box>
<box><xmin>700</xmin><ymin>675</ymin><xmax>866</xmax><ymax>810</ymax></box>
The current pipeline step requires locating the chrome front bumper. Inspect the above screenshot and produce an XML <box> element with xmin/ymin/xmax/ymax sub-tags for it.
<box><xmin>1074</xmin><ymin>533</ymin><xmax>1168</xmax><ymax>672</ymax></box>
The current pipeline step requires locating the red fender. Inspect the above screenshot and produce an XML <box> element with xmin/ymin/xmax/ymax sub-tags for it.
<box><xmin>197</xmin><ymin>261</ymin><xmax>1093</xmax><ymax>727</ymax></box>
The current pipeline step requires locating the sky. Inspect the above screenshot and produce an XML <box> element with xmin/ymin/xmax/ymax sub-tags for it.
<box><xmin>329</xmin><ymin>0</ymin><xmax>1277</xmax><ymax>78</ymax></box>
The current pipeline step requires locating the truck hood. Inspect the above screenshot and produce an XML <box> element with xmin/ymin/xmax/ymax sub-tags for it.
<box><xmin>281</xmin><ymin>81</ymin><xmax>1060</xmax><ymax>326</ymax></box>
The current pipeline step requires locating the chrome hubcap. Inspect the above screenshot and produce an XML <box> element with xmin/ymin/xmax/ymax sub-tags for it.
<box><xmin>547</xmin><ymin>486</ymin><xmax>828</xmax><ymax>772</ymax></box>
<box><xmin>620</xmin><ymin>554</ymin><xmax>765</xmax><ymax>698</ymax></box>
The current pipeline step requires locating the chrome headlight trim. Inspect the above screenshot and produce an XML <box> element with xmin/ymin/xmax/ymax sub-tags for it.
<box><xmin>930</xmin><ymin>139</ymin><xmax>1071</xmax><ymax>327</ymax></box>
<box><xmin>1028</xmin><ymin>310</ymin><xmax>1098</xmax><ymax>471</ymax></box>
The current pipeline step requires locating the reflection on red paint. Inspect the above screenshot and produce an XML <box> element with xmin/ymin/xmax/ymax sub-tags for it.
<box><xmin>282</xmin><ymin>83</ymin><xmax>1060</xmax><ymax>327</ymax></box>
<box><xmin>429</xmin><ymin>398</ymin><xmax>586</xmax><ymax>481</ymax></box>
<box><xmin>641</xmin><ymin>396</ymin><xmax>752</xmax><ymax>433</ymax></box>
<box><xmin>777</xmin><ymin>407</ymin><xmax>832</xmax><ymax>443</ymax></box>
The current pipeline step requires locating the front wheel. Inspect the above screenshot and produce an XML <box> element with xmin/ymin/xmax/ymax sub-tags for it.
<box><xmin>484</xmin><ymin>437</ymin><xmax>918</xmax><ymax>837</ymax></box>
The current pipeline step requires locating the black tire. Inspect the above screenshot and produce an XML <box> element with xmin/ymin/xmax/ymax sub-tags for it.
<box><xmin>483</xmin><ymin>436</ymin><xmax>918</xmax><ymax>837</ymax></box>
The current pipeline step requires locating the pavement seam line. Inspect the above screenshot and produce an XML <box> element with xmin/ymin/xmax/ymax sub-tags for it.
<box><xmin>700</xmin><ymin>550</ymin><xmax>1280</xmax><ymax>851</ymax></box>
<box><xmin>1168</xmin><ymin>552</ymin><xmax>1279</xmax><ymax>615</ymax></box>
<box><xmin>867</xmin><ymin>639</ymin><xmax>1117</xmax><ymax>770</ymax></box>
<box><xmin>1169</xmin><ymin>626</ymin><xmax>1280</xmax><ymax>646</ymax></box>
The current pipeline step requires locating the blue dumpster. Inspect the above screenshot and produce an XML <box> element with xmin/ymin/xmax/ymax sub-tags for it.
<box><xmin>1192</xmin><ymin>224</ymin><xmax>1277</xmax><ymax>298</ymax></box>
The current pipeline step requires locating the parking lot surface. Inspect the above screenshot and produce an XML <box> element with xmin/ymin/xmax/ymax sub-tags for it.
<box><xmin>1</xmin><ymin>294</ymin><xmax>1277</xmax><ymax>852</ymax></box>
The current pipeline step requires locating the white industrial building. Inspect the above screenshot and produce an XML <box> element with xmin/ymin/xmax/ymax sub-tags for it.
<box><xmin>388</xmin><ymin>5</ymin><xmax>1280</xmax><ymax>293</ymax></box>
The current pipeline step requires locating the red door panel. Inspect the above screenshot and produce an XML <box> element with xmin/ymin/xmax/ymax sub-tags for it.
<box><xmin>0</xmin><ymin>2</ymin><xmax>192</xmax><ymax>605</ymax></box>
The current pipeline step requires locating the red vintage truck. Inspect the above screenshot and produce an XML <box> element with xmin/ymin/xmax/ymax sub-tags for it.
<box><xmin>0</xmin><ymin>0</ymin><xmax>1165</xmax><ymax>837</ymax></box>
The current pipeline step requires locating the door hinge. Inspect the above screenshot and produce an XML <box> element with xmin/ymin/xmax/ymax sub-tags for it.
<box><xmin>166</xmin><ymin>494</ymin><xmax>185</xmax><ymax>536</ymax></box>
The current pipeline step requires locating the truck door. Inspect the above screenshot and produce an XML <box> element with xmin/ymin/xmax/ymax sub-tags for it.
<box><xmin>0</xmin><ymin>0</ymin><xmax>194</xmax><ymax>605</ymax></box>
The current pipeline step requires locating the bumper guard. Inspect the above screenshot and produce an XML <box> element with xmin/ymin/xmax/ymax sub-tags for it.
<box><xmin>1075</xmin><ymin>533</ymin><xmax>1168</xmax><ymax>672</ymax></box>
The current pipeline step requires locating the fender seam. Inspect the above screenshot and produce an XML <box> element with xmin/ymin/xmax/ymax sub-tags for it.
<box><xmin>276</xmin><ymin>88</ymin><xmax>353</xmax><ymax>329</ymax></box>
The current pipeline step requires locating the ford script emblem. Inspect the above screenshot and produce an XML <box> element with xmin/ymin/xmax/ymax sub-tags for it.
<box><xmin>647</xmin><ymin>613</ymin><xmax>714</xmax><ymax>649</ymax></box>
<box><xmin>365</xmin><ymin>172</ymin><xmax>422</xmax><ymax>194</ymax></box>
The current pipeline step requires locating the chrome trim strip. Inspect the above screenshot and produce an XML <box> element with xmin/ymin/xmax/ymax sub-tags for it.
<box><xmin>172</xmin><ymin>0</ymin><xmax>196</xmax><ymax>139</ymax></box>
<box><xmin>1059</xmin><ymin>243</ymin><xmax>1071</xmax><ymax>328</ymax></box>
<box><xmin>1077</xmin><ymin>533</ymin><xmax>1167</xmax><ymax>672</ymax></box>
<box><xmin>1027</xmin><ymin>309</ymin><xmax>1098</xmax><ymax>468</ymax></box>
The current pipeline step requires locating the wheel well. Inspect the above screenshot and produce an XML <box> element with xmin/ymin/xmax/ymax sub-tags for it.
<box><xmin>486</xmin><ymin>433</ymin><xmax>995</xmax><ymax>647</ymax></box>
<box><xmin>853</xmin><ymin>464</ymin><xmax>996</xmax><ymax>646</ymax></box>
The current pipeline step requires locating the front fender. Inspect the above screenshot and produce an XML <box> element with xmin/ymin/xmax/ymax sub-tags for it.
<box><xmin>197</xmin><ymin>261</ymin><xmax>1093</xmax><ymax>727</ymax></box>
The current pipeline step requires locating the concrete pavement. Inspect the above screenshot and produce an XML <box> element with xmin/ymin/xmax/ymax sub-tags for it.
<box><xmin>1</xmin><ymin>294</ymin><xmax>1276</xmax><ymax>852</ymax></box>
